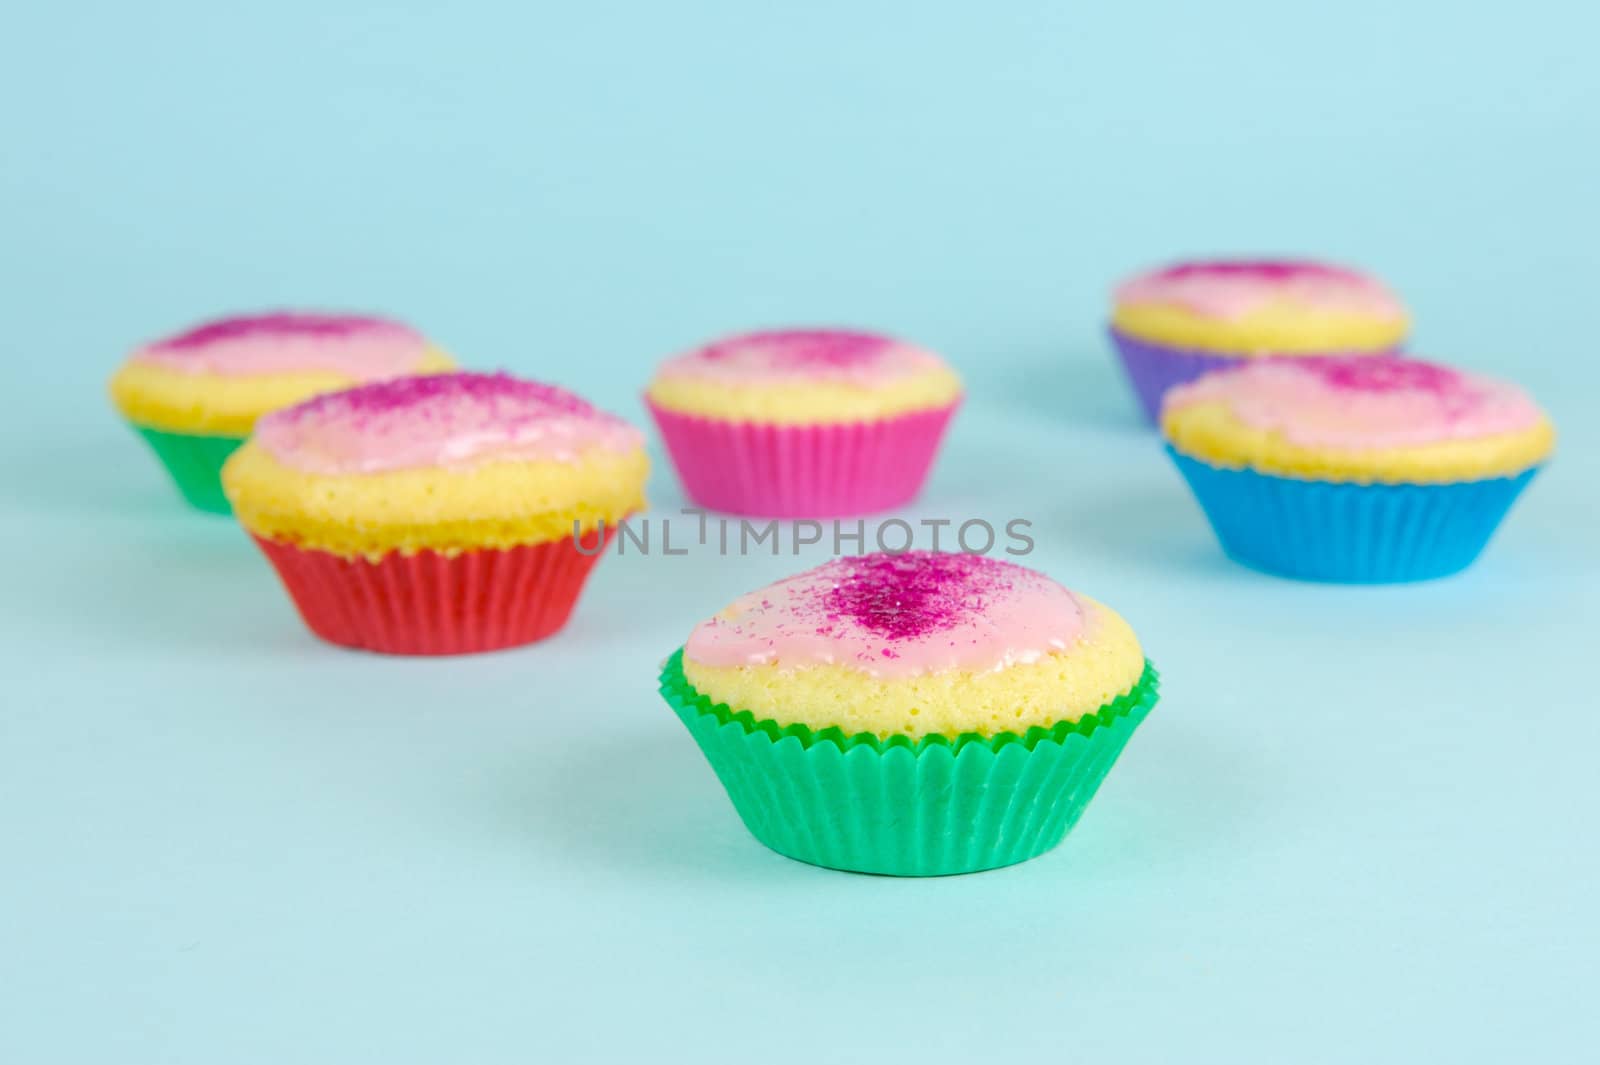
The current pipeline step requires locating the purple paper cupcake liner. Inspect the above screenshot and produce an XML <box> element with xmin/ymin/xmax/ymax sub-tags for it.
<box><xmin>1108</xmin><ymin>328</ymin><xmax>1245</xmax><ymax>424</ymax></box>
<box><xmin>1108</xmin><ymin>327</ymin><xmax>1402</xmax><ymax>426</ymax></box>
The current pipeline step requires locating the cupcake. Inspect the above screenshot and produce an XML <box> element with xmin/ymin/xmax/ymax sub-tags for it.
<box><xmin>1162</xmin><ymin>356</ymin><xmax>1555</xmax><ymax>583</ymax></box>
<box><xmin>645</xmin><ymin>328</ymin><xmax>962</xmax><ymax>517</ymax></box>
<box><xmin>222</xmin><ymin>371</ymin><xmax>649</xmax><ymax>655</ymax></box>
<box><xmin>109</xmin><ymin>311</ymin><xmax>453</xmax><ymax>513</ymax></box>
<box><xmin>1109</xmin><ymin>259</ymin><xmax>1407</xmax><ymax>423</ymax></box>
<box><xmin>659</xmin><ymin>551</ymin><xmax>1158</xmax><ymax>876</ymax></box>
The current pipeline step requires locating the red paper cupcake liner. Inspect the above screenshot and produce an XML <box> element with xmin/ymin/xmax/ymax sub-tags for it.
<box><xmin>251</xmin><ymin>527</ymin><xmax>616</xmax><ymax>655</ymax></box>
<box><xmin>646</xmin><ymin>400</ymin><xmax>959</xmax><ymax>518</ymax></box>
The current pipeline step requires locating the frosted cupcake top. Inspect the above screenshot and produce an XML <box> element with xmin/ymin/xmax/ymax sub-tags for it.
<box><xmin>130</xmin><ymin>311</ymin><xmax>435</xmax><ymax>378</ymax></box>
<box><xmin>1162</xmin><ymin>356</ymin><xmax>1545</xmax><ymax>450</ymax></box>
<box><xmin>685</xmin><ymin>551</ymin><xmax>1097</xmax><ymax>680</ymax></box>
<box><xmin>255</xmin><ymin>371</ymin><xmax>644</xmax><ymax>475</ymax></box>
<box><xmin>653</xmin><ymin>328</ymin><xmax>950</xmax><ymax>387</ymax></box>
<box><xmin>1115</xmin><ymin>260</ymin><xmax>1404</xmax><ymax>321</ymax></box>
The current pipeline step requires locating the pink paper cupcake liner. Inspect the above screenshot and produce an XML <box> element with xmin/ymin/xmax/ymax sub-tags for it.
<box><xmin>646</xmin><ymin>401</ymin><xmax>959</xmax><ymax>518</ymax></box>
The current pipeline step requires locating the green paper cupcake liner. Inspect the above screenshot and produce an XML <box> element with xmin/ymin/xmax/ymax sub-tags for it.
<box><xmin>131</xmin><ymin>425</ymin><xmax>246</xmax><ymax>514</ymax></box>
<box><xmin>659</xmin><ymin>649</ymin><xmax>1159</xmax><ymax>876</ymax></box>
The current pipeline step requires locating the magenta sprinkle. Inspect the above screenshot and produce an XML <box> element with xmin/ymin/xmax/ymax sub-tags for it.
<box><xmin>277</xmin><ymin>371</ymin><xmax>599</xmax><ymax>422</ymax></box>
<box><xmin>1302</xmin><ymin>356</ymin><xmax>1464</xmax><ymax>395</ymax></box>
<box><xmin>153</xmin><ymin>311</ymin><xmax>396</xmax><ymax>350</ymax></box>
<box><xmin>819</xmin><ymin>551</ymin><xmax>1020</xmax><ymax>641</ymax></box>
<box><xmin>702</xmin><ymin>329</ymin><xmax>890</xmax><ymax>368</ymax></box>
<box><xmin>1153</xmin><ymin>260</ymin><xmax>1353</xmax><ymax>283</ymax></box>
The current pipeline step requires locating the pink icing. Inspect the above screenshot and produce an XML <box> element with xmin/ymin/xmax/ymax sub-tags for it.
<box><xmin>1162</xmin><ymin>356</ymin><xmax>1545</xmax><ymax>449</ymax></box>
<box><xmin>131</xmin><ymin>311</ymin><xmax>432</xmax><ymax>378</ymax></box>
<box><xmin>654</xmin><ymin>328</ymin><xmax>949</xmax><ymax>386</ymax></box>
<box><xmin>254</xmin><ymin>371</ymin><xmax>644</xmax><ymax>474</ymax></box>
<box><xmin>685</xmin><ymin>551</ymin><xmax>1088</xmax><ymax>679</ymax></box>
<box><xmin>1115</xmin><ymin>259</ymin><xmax>1405</xmax><ymax>321</ymax></box>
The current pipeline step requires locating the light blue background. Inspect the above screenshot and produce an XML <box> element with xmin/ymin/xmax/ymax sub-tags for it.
<box><xmin>3</xmin><ymin>3</ymin><xmax>1597</xmax><ymax>1062</ymax></box>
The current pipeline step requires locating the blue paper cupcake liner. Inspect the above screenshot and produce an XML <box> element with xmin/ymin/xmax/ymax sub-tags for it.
<box><xmin>1167</xmin><ymin>447</ymin><xmax>1541</xmax><ymax>583</ymax></box>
